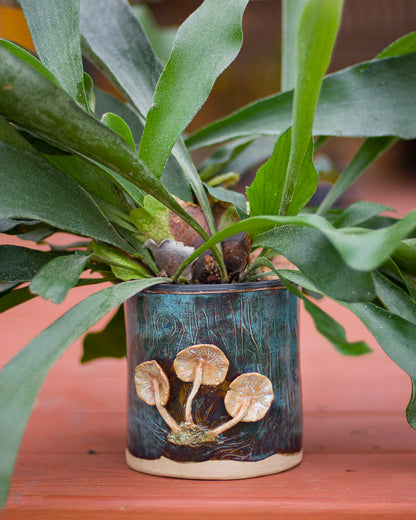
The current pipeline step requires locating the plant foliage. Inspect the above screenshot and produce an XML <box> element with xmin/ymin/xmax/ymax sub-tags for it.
<box><xmin>0</xmin><ymin>0</ymin><xmax>415</xmax><ymax>507</ymax></box>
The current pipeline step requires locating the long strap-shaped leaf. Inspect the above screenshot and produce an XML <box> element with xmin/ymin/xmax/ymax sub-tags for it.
<box><xmin>0</xmin><ymin>119</ymin><xmax>133</xmax><ymax>251</ymax></box>
<box><xmin>276</xmin><ymin>268</ymin><xmax>416</xmax><ymax>430</ymax></box>
<box><xmin>186</xmin><ymin>53</ymin><xmax>416</xmax><ymax>150</ymax></box>
<box><xmin>138</xmin><ymin>0</ymin><xmax>250</xmax><ymax>179</ymax></box>
<box><xmin>80</xmin><ymin>0</ymin><xmax>162</xmax><ymax>118</ymax></box>
<box><xmin>79</xmin><ymin>0</ymin><xmax>226</xmax><ymax>273</ymax></box>
<box><xmin>0</xmin><ymin>143</ymin><xmax>134</xmax><ymax>252</ymax></box>
<box><xmin>316</xmin><ymin>33</ymin><xmax>416</xmax><ymax>215</ymax></box>
<box><xmin>0</xmin><ymin>47</ymin><xmax>209</xmax><ymax>243</ymax></box>
<box><xmin>247</xmin><ymin>129</ymin><xmax>317</xmax><ymax>217</ymax></box>
<box><xmin>80</xmin><ymin>1</ymin><xmax>216</xmax><ymax>231</ymax></box>
<box><xmin>0</xmin><ymin>277</ymin><xmax>166</xmax><ymax>507</ymax></box>
<box><xmin>263</xmin><ymin>264</ymin><xmax>371</xmax><ymax>356</ymax></box>
<box><xmin>281</xmin><ymin>0</ymin><xmax>308</xmax><ymax>91</ymax></box>
<box><xmin>19</xmin><ymin>0</ymin><xmax>86</xmax><ymax>106</ymax></box>
<box><xmin>279</xmin><ymin>0</ymin><xmax>343</xmax><ymax>215</ymax></box>
<box><xmin>0</xmin><ymin>245</ymin><xmax>59</xmax><ymax>283</ymax></box>
<box><xmin>342</xmin><ymin>300</ymin><xmax>416</xmax><ymax>428</ymax></box>
<box><xmin>174</xmin><ymin>211</ymin><xmax>416</xmax><ymax>278</ymax></box>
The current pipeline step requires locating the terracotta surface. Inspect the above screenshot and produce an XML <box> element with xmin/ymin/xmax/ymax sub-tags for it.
<box><xmin>2</xmin><ymin>171</ymin><xmax>416</xmax><ymax>518</ymax></box>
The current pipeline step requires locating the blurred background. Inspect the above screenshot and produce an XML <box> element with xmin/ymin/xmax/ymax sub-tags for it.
<box><xmin>1</xmin><ymin>0</ymin><xmax>415</xmax><ymax>195</ymax></box>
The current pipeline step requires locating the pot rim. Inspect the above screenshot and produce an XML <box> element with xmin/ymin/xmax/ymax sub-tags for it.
<box><xmin>140</xmin><ymin>278</ymin><xmax>285</xmax><ymax>295</ymax></box>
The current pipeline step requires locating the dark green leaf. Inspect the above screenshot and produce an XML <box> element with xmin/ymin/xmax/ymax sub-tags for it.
<box><xmin>205</xmin><ymin>185</ymin><xmax>248</xmax><ymax>218</ymax></box>
<box><xmin>0</xmin><ymin>39</ymin><xmax>61</xmax><ymax>89</ymax></box>
<box><xmin>254</xmin><ymin>226</ymin><xmax>374</xmax><ymax>302</ymax></box>
<box><xmin>19</xmin><ymin>0</ymin><xmax>86</xmax><ymax>105</ymax></box>
<box><xmin>0</xmin><ymin>282</ymin><xmax>19</xmax><ymax>294</ymax></box>
<box><xmin>161</xmin><ymin>155</ymin><xmax>193</xmax><ymax>202</ymax></box>
<box><xmin>45</xmin><ymin>153</ymin><xmax>131</xmax><ymax>212</ymax></box>
<box><xmin>282</xmin><ymin>274</ymin><xmax>371</xmax><ymax>355</ymax></box>
<box><xmin>324</xmin><ymin>210</ymin><xmax>416</xmax><ymax>271</ymax></box>
<box><xmin>0</xmin><ymin>277</ymin><xmax>167</xmax><ymax>507</ymax></box>
<box><xmin>358</xmin><ymin>215</ymin><xmax>400</xmax><ymax>231</ymax></box>
<box><xmin>244</xmin><ymin>260</ymin><xmax>371</xmax><ymax>354</ymax></box>
<box><xmin>380</xmin><ymin>259</ymin><xmax>416</xmax><ymax>300</ymax></box>
<box><xmin>199</xmin><ymin>138</ymin><xmax>254</xmax><ymax>182</ymax></box>
<box><xmin>372</xmin><ymin>271</ymin><xmax>416</xmax><ymax>323</ymax></box>
<box><xmin>391</xmin><ymin>239</ymin><xmax>416</xmax><ymax>277</ymax></box>
<box><xmin>81</xmin><ymin>0</ymin><xmax>163</xmax><ymax>119</ymax></box>
<box><xmin>279</xmin><ymin>0</ymin><xmax>342</xmax><ymax>215</ymax></box>
<box><xmin>139</xmin><ymin>0</ymin><xmax>250</xmax><ymax>178</ymax></box>
<box><xmin>0</xmin><ymin>115</ymin><xmax>35</xmax><ymax>153</ymax></box>
<box><xmin>332</xmin><ymin>201</ymin><xmax>393</xmax><ymax>228</ymax></box>
<box><xmin>316</xmin><ymin>32</ymin><xmax>416</xmax><ymax>214</ymax></box>
<box><xmin>89</xmin><ymin>240</ymin><xmax>151</xmax><ymax>278</ymax></box>
<box><xmin>0</xmin><ymin>142</ymin><xmax>132</xmax><ymax>252</ymax></box>
<box><xmin>29</xmin><ymin>251</ymin><xmax>92</xmax><ymax>304</ymax></box>
<box><xmin>175</xmin><ymin>211</ymin><xmax>416</xmax><ymax>279</ymax></box>
<box><xmin>0</xmin><ymin>286</ymin><xmax>36</xmax><ymax>313</ymax></box>
<box><xmin>186</xmin><ymin>54</ymin><xmax>416</xmax><ymax>149</ymax></box>
<box><xmin>0</xmin><ymin>245</ymin><xmax>58</xmax><ymax>283</ymax></box>
<box><xmin>94</xmin><ymin>90</ymin><xmax>193</xmax><ymax>201</ymax></box>
<box><xmin>0</xmin><ymin>277</ymin><xmax>116</xmax><ymax>314</ymax></box>
<box><xmin>285</xmin><ymin>265</ymin><xmax>416</xmax><ymax>429</ymax></box>
<box><xmin>81</xmin><ymin>3</ymin><xmax>195</xmax><ymax>209</ymax></box>
<box><xmin>87</xmin><ymin>161</ymin><xmax>145</xmax><ymax>209</ymax></box>
<box><xmin>0</xmin><ymin>218</ymin><xmax>55</xmax><ymax>243</ymax></box>
<box><xmin>219</xmin><ymin>136</ymin><xmax>277</xmax><ymax>176</ymax></box>
<box><xmin>18</xmin><ymin>130</ymin><xmax>71</xmax><ymax>156</ymax></box>
<box><xmin>341</xmin><ymin>300</ymin><xmax>416</xmax><ymax>429</ymax></box>
<box><xmin>81</xmin><ymin>305</ymin><xmax>126</xmax><ymax>362</ymax></box>
<box><xmin>0</xmin><ymin>47</ymin><xmax>209</xmax><ymax>242</ymax></box>
<box><xmin>168</xmin><ymin>143</ymin><xmax>225</xmax><ymax>277</ymax></box>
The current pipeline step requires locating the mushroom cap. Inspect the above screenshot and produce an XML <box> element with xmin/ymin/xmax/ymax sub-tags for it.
<box><xmin>173</xmin><ymin>344</ymin><xmax>229</xmax><ymax>385</ymax></box>
<box><xmin>134</xmin><ymin>360</ymin><xmax>170</xmax><ymax>406</ymax></box>
<box><xmin>224</xmin><ymin>372</ymin><xmax>274</xmax><ymax>422</ymax></box>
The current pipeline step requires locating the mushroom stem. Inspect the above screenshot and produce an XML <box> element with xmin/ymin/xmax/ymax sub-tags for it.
<box><xmin>210</xmin><ymin>397</ymin><xmax>251</xmax><ymax>437</ymax></box>
<box><xmin>152</xmin><ymin>378</ymin><xmax>180</xmax><ymax>434</ymax></box>
<box><xmin>184</xmin><ymin>360</ymin><xmax>204</xmax><ymax>424</ymax></box>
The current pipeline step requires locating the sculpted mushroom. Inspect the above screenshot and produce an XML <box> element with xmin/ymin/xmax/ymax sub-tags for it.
<box><xmin>134</xmin><ymin>360</ymin><xmax>180</xmax><ymax>434</ymax></box>
<box><xmin>173</xmin><ymin>344</ymin><xmax>229</xmax><ymax>424</ymax></box>
<box><xmin>211</xmin><ymin>372</ymin><xmax>274</xmax><ymax>436</ymax></box>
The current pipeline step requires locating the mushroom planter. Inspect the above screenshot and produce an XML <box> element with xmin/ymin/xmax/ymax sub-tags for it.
<box><xmin>125</xmin><ymin>280</ymin><xmax>302</xmax><ymax>480</ymax></box>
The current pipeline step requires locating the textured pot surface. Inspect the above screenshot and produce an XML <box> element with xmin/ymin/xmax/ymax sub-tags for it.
<box><xmin>125</xmin><ymin>280</ymin><xmax>302</xmax><ymax>479</ymax></box>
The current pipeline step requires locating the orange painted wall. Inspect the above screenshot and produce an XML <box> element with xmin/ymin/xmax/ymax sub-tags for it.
<box><xmin>0</xmin><ymin>5</ymin><xmax>33</xmax><ymax>49</ymax></box>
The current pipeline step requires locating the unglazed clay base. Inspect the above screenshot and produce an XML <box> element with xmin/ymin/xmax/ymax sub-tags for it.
<box><xmin>126</xmin><ymin>449</ymin><xmax>302</xmax><ymax>480</ymax></box>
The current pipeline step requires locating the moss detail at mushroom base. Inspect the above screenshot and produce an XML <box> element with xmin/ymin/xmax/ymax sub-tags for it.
<box><xmin>167</xmin><ymin>423</ymin><xmax>216</xmax><ymax>447</ymax></box>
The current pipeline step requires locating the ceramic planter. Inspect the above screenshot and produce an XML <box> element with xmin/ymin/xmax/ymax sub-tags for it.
<box><xmin>124</xmin><ymin>280</ymin><xmax>302</xmax><ymax>480</ymax></box>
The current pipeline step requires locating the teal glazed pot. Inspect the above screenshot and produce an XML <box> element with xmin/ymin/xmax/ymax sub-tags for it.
<box><xmin>125</xmin><ymin>280</ymin><xmax>302</xmax><ymax>479</ymax></box>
